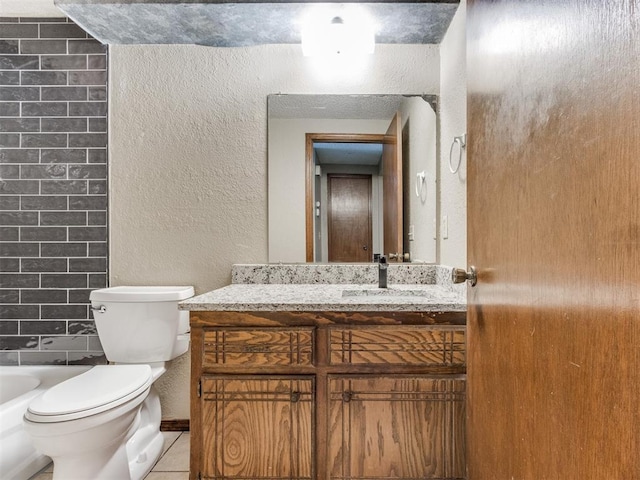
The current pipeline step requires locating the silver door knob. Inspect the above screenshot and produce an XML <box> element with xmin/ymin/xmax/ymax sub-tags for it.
<box><xmin>452</xmin><ymin>266</ymin><xmax>477</xmax><ymax>286</ymax></box>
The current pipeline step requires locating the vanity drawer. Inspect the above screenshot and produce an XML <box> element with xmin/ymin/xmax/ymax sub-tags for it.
<box><xmin>203</xmin><ymin>327</ymin><xmax>314</xmax><ymax>367</ymax></box>
<box><xmin>329</xmin><ymin>326</ymin><xmax>465</xmax><ymax>366</ymax></box>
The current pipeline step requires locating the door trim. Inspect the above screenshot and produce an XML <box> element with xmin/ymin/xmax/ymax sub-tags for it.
<box><xmin>305</xmin><ymin>133</ymin><xmax>385</xmax><ymax>262</ymax></box>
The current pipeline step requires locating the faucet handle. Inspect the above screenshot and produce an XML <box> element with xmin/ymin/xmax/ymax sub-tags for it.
<box><xmin>389</xmin><ymin>252</ymin><xmax>410</xmax><ymax>262</ymax></box>
<box><xmin>378</xmin><ymin>255</ymin><xmax>388</xmax><ymax>289</ymax></box>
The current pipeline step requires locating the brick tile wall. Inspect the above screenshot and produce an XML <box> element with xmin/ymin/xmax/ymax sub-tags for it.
<box><xmin>0</xmin><ymin>17</ymin><xmax>108</xmax><ymax>366</ymax></box>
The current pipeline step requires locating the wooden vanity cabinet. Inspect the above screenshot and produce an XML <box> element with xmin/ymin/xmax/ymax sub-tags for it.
<box><xmin>327</xmin><ymin>376</ymin><xmax>465</xmax><ymax>480</ymax></box>
<box><xmin>190</xmin><ymin>311</ymin><xmax>466</xmax><ymax>480</ymax></box>
<box><xmin>200</xmin><ymin>376</ymin><xmax>314</xmax><ymax>479</ymax></box>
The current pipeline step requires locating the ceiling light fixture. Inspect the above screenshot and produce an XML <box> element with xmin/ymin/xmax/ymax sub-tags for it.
<box><xmin>302</xmin><ymin>14</ymin><xmax>375</xmax><ymax>57</ymax></box>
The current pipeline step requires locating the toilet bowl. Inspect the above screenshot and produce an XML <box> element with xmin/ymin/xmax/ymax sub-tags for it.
<box><xmin>23</xmin><ymin>286</ymin><xmax>194</xmax><ymax>480</ymax></box>
<box><xmin>24</xmin><ymin>365</ymin><xmax>152</xmax><ymax>480</ymax></box>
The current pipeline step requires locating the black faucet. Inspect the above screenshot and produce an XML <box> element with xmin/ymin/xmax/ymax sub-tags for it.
<box><xmin>378</xmin><ymin>255</ymin><xmax>388</xmax><ymax>289</ymax></box>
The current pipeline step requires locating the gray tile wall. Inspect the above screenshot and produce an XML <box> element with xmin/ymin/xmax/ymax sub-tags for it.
<box><xmin>0</xmin><ymin>17</ymin><xmax>108</xmax><ymax>366</ymax></box>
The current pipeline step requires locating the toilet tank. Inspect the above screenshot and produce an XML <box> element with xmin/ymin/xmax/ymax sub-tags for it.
<box><xmin>89</xmin><ymin>286</ymin><xmax>194</xmax><ymax>364</ymax></box>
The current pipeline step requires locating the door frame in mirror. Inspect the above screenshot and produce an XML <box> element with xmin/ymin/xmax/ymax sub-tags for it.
<box><xmin>305</xmin><ymin>133</ymin><xmax>386</xmax><ymax>262</ymax></box>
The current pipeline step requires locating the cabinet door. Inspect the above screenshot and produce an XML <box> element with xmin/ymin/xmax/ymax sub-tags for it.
<box><xmin>201</xmin><ymin>376</ymin><xmax>313</xmax><ymax>480</ymax></box>
<box><xmin>328</xmin><ymin>376</ymin><xmax>465</xmax><ymax>480</ymax></box>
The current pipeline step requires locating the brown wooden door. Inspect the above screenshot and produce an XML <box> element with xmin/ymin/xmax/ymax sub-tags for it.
<box><xmin>467</xmin><ymin>1</ymin><xmax>640</xmax><ymax>479</ymax></box>
<box><xmin>201</xmin><ymin>376</ymin><xmax>313</xmax><ymax>479</ymax></box>
<box><xmin>327</xmin><ymin>174</ymin><xmax>372</xmax><ymax>262</ymax></box>
<box><xmin>382</xmin><ymin>113</ymin><xmax>403</xmax><ymax>260</ymax></box>
<box><xmin>327</xmin><ymin>376</ymin><xmax>465</xmax><ymax>480</ymax></box>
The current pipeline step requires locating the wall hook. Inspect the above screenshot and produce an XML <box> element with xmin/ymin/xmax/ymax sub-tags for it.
<box><xmin>449</xmin><ymin>133</ymin><xmax>467</xmax><ymax>174</ymax></box>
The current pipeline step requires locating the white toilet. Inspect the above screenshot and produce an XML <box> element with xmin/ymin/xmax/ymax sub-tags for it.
<box><xmin>23</xmin><ymin>286</ymin><xmax>194</xmax><ymax>480</ymax></box>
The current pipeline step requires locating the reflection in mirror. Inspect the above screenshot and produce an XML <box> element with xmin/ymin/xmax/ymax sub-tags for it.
<box><xmin>268</xmin><ymin>94</ymin><xmax>436</xmax><ymax>264</ymax></box>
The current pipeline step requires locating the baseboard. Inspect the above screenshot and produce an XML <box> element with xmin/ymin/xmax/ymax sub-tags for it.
<box><xmin>160</xmin><ymin>419</ymin><xmax>190</xmax><ymax>431</ymax></box>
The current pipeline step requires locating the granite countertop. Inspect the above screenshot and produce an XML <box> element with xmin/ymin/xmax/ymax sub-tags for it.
<box><xmin>180</xmin><ymin>264</ymin><xmax>466</xmax><ymax>313</ymax></box>
<box><xmin>180</xmin><ymin>283</ymin><xmax>465</xmax><ymax>312</ymax></box>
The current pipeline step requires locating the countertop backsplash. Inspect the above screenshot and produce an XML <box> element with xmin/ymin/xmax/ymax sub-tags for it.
<box><xmin>231</xmin><ymin>263</ymin><xmax>444</xmax><ymax>286</ymax></box>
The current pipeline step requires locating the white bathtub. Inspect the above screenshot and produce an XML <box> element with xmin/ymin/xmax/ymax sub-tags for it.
<box><xmin>0</xmin><ymin>365</ymin><xmax>92</xmax><ymax>480</ymax></box>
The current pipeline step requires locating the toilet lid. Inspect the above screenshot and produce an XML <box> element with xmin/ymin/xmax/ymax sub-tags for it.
<box><xmin>27</xmin><ymin>365</ymin><xmax>152</xmax><ymax>422</ymax></box>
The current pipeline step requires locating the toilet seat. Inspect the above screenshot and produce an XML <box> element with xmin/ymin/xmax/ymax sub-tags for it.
<box><xmin>25</xmin><ymin>365</ymin><xmax>152</xmax><ymax>423</ymax></box>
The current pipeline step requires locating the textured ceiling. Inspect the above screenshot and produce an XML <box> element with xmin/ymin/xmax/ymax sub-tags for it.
<box><xmin>55</xmin><ymin>1</ymin><xmax>460</xmax><ymax>46</ymax></box>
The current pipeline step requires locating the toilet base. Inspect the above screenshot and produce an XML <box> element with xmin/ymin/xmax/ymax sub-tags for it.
<box><xmin>51</xmin><ymin>442</ymin><xmax>131</xmax><ymax>480</ymax></box>
<box><xmin>129</xmin><ymin>431</ymin><xmax>164</xmax><ymax>480</ymax></box>
<box><xmin>126</xmin><ymin>387</ymin><xmax>164</xmax><ymax>480</ymax></box>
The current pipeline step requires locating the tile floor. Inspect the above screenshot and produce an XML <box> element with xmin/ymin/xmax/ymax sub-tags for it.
<box><xmin>29</xmin><ymin>431</ymin><xmax>190</xmax><ymax>480</ymax></box>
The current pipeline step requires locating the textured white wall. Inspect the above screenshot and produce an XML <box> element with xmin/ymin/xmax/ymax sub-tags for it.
<box><xmin>439</xmin><ymin>1</ymin><xmax>467</xmax><ymax>267</ymax></box>
<box><xmin>400</xmin><ymin>97</ymin><xmax>437</xmax><ymax>263</ymax></box>
<box><xmin>1</xmin><ymin>0</ymin><xmax>64</xmax><ymax>17</ymax></box>
<box><xmin>109</xmin><ymin>43</ymin><xmax>440</xmax><ymax>419</ymax></box>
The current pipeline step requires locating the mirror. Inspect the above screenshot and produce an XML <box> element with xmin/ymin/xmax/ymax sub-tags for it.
<box><xmin>268</xmin><ymin>94</ymin><xmax>437</xmax><ymax>264</ymax></box>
